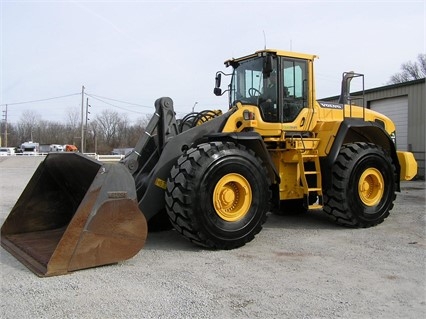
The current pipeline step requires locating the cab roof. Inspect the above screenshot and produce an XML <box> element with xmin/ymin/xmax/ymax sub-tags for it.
<box><xmin>224</xmin><ymin>49</ymin><xmax>318</xmax><ymax>67</ymax></box>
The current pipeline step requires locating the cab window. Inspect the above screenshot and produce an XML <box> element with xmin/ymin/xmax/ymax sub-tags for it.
<box><xmin>281</xmin><ymin>59</ymin><xmax>307</xmax><ymax>122</ymax></box>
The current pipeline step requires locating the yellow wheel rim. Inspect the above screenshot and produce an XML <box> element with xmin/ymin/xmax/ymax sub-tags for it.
<box><xmin>358</xmin><ymin>168</ymin><xmax>384</xmax><ymax>206</ymax></box>
<box><xmin>213</xmin><ymin>173</ymin><xmax>252</xmax><ymax>221</ymax></box>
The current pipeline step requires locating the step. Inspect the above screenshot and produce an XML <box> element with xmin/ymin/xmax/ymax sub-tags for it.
<box><xmin>304</xmin><ymin>171</ymin><xmax>320</xmax><ymax>175</ymax></box>
<box><xmin>300</xmin><ymin>154</ymin><xmax>318</xmax><ymax>158</ymax></box>
<box><xmin>308</xmin><ymin>203</ymin><xmax>323</xmax><ymax>210</ymax></box>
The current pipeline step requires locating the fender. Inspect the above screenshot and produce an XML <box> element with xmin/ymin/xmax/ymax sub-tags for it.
<box><xmin>321</xmin><ymin>119</ymin><xmax>400</xmax><ymax>191</ymax></box>
<box><xmin>206</xmin><ymin>131</ymin><xmax>280</xmax><ymax>185</ymax></box>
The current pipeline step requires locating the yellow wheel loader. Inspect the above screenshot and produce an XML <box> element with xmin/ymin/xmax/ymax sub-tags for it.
<box><xmin>1</xmin><ymin>49</ymin><xmax>418</xmax><ymax>276</ymax></box>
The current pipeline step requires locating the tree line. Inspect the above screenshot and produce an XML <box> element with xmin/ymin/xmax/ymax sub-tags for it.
<box><xmin>1</xmin><ymin>108</ymin><xmax>151</xmax><ymax>154</ymax></box>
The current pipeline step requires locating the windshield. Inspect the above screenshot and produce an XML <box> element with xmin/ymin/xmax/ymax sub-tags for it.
<box><xmin>228</xmin><ymin>54</ymin><xmax>308</xmax><ymax>123</ymax></box>
<box><xmin>230</xmin><ymin>56</ymin><xmax>272</xmax><ymax>106</ymax></box>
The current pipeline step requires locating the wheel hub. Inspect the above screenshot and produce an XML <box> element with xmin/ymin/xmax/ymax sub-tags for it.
<box><xmin>358</xmin><ymin>168</ymin><xmax>384</xmax><ymax>206</ymax></box>
<box><xmin>213</xmin><ymin>173</ymin><xmax>252</xmax><ymax>221</ymax></box>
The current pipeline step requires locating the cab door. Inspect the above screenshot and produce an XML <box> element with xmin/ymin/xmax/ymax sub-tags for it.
<box><xmin>278</xmin><ymin>57</ymin><xmax>314</xmax><ymax>132</ymax></box>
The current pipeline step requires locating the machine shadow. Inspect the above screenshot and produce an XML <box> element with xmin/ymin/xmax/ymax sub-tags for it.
<box><xmin>263</xmin><ymin>209</ymin><xmax>342</xmax><ymax>230</ymax></box>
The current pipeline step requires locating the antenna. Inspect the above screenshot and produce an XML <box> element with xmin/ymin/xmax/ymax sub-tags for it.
<box><xmin>263</xmin><ymin>30</ymin><xmax>267</xmax><ymax>49</ymax></box>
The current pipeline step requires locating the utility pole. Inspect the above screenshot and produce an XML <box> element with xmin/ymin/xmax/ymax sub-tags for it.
<box><xmin>81</xmin><ymin>85</ymin><xmax>85</xmax><ymax>153</ymax></box>
<box><xmin>2</xmin><ymin>104</ymin><xmax>7</xmax><ymax>147</ymax></box>
<box><xmin>85</xmin><ymin>97</ymin><xmax>90</xmax><ymax>152</ymax></box>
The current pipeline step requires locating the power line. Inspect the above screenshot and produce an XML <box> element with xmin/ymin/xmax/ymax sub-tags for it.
<box><xmin>86</xmin><ymin>92</ymin><xmax>204</xmax><ymax>115</ymax></box>
<box><xmin>86</xmin><ymin>94</ymin><xmax>150</xmax><ymax>115</ymax></box>
<box><xmin>85</xmin><ymin>92</ymin><xmax>152</xmax><ymax>108</ymax></box>
<box><xmin>0</xmin><ymin>93</ymin><xmax>81</xmax><ymax>106</ymax></box>
<box><xmin>0</xmin><ymin>90</ymin><xmax>197</xmax><ymax>118</ymax></box>
<box><xmin>0</xmin><ymin>91</ymin><xmax>152</xmax><ymax>116</ymax></box>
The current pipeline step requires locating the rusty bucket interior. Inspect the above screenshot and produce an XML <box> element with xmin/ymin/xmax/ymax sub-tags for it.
<box><xmin>1</xmin><ymin>153</ymin><xmax>147</xmax><ymax>277</ymax></box>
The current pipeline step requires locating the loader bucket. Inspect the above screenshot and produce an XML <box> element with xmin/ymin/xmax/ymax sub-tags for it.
<box><xmin>1</xmin><ymin>153</ymin><xmax>147</xmax><ymax>277</ymax></box>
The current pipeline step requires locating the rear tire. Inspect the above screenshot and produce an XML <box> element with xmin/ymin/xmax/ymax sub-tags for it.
<box><xmin>323</xmin><ymin>142</ymin><xmax>397</xmax><ymax>227</ymax></box>
<box><xmin>165</xmin><ymin>141</ymin><xmax>271</xmax><ymax>249</ymax></box>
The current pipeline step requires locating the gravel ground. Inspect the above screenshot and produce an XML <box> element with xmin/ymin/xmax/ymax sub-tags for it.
<box><xmin>0</xmin><ymin>156</ymin><xmax>425</xmax><ymax>319</ymax></box>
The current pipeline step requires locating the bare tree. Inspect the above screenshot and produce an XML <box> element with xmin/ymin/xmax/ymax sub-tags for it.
<box><xmin>389</xmin><ymin>54</ymin><xmax>426</xmax><ymax>84</ymax></box>
<box><xmin>64</xmin><ymin>107</ymin><xmax>81</xmax><ymax>144</ymax></box>
<box><xmin>86</xmin><ymin>121</ymin><xmax>99</xmax><ymax>153</ymax></box>
<box><xmin>37</xmin><ymin>120</ymin><xmax>67</xmax><ymax>144</ymax></box>
<box><xmin>116</xmin><ymin>114</ymin><xmax>130</xmax><ymax>147</ymax></box>
<box><xmin>125</xmin><ymin>115</ymin><xmax>150</xmax><ymax>147</ymax></box>
<box><xmin>3</xmin><ymin>123</ymin><xmax>19</xmax><ymax>147</ymax></box>
<box><xmin>92</xmin><ymin>109</ymin><xmax>128</xmax><ymax>152</ymax></box>
<box><xmin>65</xmin><ymin>107</ymin><xmax>80</xmax><ymax>129</ymax></box>
<box><xmin>16</xmin><ymin>110</ymin><xmax>42</xmax><ymax>142</ymax></box>
<box><xmin>136</xmin><ymin>114</ymin><xmax>153</xmax><ymax>128</ymax></box>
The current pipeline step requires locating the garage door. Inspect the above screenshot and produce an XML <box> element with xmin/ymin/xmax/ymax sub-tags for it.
<box><xmin>370</xmin><ymin>96</ymin><xmax>408</xmax><ymax>151</ymax></box>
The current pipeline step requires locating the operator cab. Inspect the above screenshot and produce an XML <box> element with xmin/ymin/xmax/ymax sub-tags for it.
<box><xmin>215</xmin><ymin>50</ymin><xmax>310</xmax><ymax>124</ymax></box>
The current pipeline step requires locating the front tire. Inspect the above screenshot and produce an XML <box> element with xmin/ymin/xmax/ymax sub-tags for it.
<box><xmin>165</xmin><ymin>141</ymin><xmax>271</xmax><ymax>249</ymax></box>
<box><xmin>323</xmin><ymin>142</ymin><xmax>397</xmax><ymax>227</ymax></box>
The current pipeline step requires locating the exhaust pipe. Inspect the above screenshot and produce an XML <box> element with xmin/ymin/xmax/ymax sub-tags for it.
<box><xmin>1</xmin><ymin>153</ymin><xmax>147</xmax><ymax>277</ymax></box>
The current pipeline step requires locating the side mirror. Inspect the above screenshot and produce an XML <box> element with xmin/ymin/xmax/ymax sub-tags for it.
<box><xmin>214</xmin><ymin>72</ymin><xmax>222</xmax><ymax>96</ymax></box>
<box><xmin>214</xmin><ymin>71</ymin><xmax>232</xmax><ymax>96</ymax></box>
<box><xmin>213</xmin><ymin>87</ymin><xmax>222</xmax><ymax>96</ymax></box>
<box><xmin>215</xmin><ymin>72</ymin><xmax>222</xmax><ymax>88</ymax></box>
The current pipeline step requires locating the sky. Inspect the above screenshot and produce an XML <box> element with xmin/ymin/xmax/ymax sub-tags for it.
<box><xmin>1</xmin><ymin>0</ymin><xmax>425</xmax><ymax>125</ymax></box>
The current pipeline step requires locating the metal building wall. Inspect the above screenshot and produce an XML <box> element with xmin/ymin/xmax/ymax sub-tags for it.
<box><xmin>320</xmin><ymin>79</ymin><xmax>425</xmax><ymax>179</ymax></box>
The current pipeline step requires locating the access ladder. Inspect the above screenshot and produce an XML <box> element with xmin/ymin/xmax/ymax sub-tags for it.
<box><xmin>288</xmin><ymin>135</ymin><xmax>323</xmax><ymax>210</ymax></box>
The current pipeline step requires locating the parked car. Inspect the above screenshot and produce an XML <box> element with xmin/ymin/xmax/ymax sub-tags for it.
<box><xmin>50</xmin><ymin>144</ymin><xmax>64</xmax><ymax>152</ymax></box>
<box><xmin>0</xmin><ymin>147</ymin><xmax>16</xmax><ymax>156</ymax></box>
<box><xmin>20</xmin><ymin>141</ymin><xmax>39</xmax><ymax>155</ymax></box>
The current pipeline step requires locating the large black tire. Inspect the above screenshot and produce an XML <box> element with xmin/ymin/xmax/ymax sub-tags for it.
<box><xmin>165</xmin><ymin>141</ymin><xmax>271</xmax><ymax>249</ymax></box>
<box><xmin>323</xmin><ymin>142</ymin><xmax>397</xmax><ymax>227</ymax></box>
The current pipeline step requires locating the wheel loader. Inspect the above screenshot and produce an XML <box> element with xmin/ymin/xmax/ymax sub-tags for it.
<box><xmin>1</xmin><ymin>49</ymin><xmax>418</xmax><ymax>276</ymax></box>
